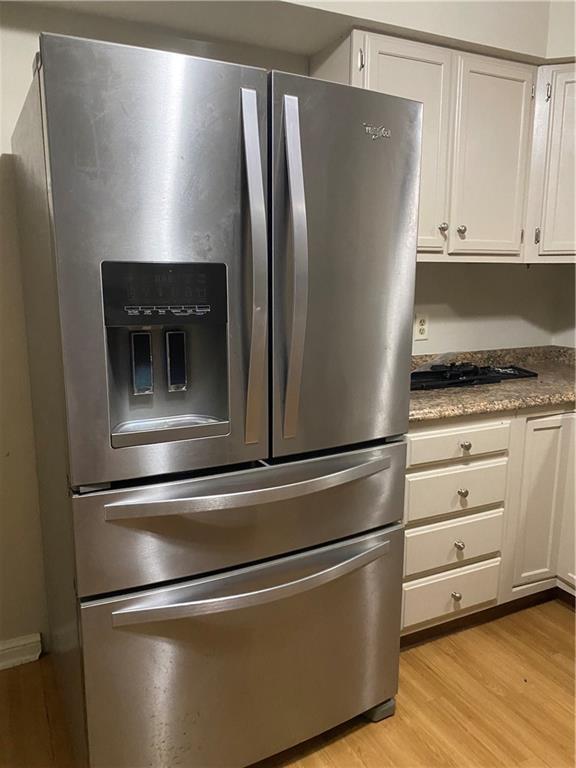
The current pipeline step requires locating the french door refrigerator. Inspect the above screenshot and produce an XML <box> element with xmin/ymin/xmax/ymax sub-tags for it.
<box><xmin>13</xmin><ymin>34</ymin><xmax>422</xmax><ymax>768</ymax></box>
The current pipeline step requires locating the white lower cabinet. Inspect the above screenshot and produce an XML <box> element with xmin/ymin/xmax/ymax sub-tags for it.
<box><xmin>513</xmin><ymin>414</ymin><xmax>569</xmax><ymax>586</ymax></box>
<box><xmin>404</xmin><ymin>408</ymin><xmax>575</xmax><ymax>634</ymax></box>
<box><xmin>405</xmin><ymin>458</ymin><xmax>507</xmax><ymax>523</ymax></box>
<box><xmin>407</xmin><ymin>420</ymin><xmax>510</xmax><ymax>467</ymax></box>
<box><xmin>556</xmin><ymin>416</ymin><xmax>575</xmax><ymax>591</ymax></box>
<box><xmin>403</xmin><ymin>558</ymin><xmax>501</xmax><ymax>629</ymax></box>
<box><xmin>524</xmin><ymin>411</ymin><xmax>575</xmax><ymax>594</ymax></box>
<box><xmin>404</xmin><ymin>509</ymin><xmax>504</xmax><ymax>577</ymax></box>
<box><xmin>556</xmin><ymin>493</ymin><xmax>576</xmax><ymax>593</ymax></box>
<box><xmin>556</xmin><ymin>414</ymin><xmax>575</xmax><ymax>591</ymax></box>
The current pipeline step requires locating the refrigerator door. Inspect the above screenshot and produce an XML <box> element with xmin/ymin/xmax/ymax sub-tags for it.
<box><xmin>40</xmin><ymin>35</ymin><xmax>268</xmax><ymax>486</ymax></box>
<box><xmin>271</xmin><ymin>72</ymin><xmax>422</xmax><ymax>457</ymax></box>
<box><xmin>80</xmin><ymin>526</ymin><xmax>403</xmax><ymax>768</ymax></box>
<box><xmin>73</xmin><ymin>441</ymin><xmax>405</xmax><ymax>596</ymax></box>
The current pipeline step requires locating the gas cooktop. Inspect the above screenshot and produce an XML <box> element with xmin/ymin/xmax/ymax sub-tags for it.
<box><xmin>410</xmin><ymin>362</ymin><xmax>538</xmax><ymax>391</ymax></box>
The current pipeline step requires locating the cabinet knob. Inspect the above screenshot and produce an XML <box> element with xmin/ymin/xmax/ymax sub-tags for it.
<box><xmin>454</xmin><ymin>540</ymin><xmax>466</xmax><ymax>551</ymax></box>
<box><xmin>457</xmin><ymin>488</ymin><xmax>469</xmax><ymax>498</ymax></box>
<box><xmin>451</xmin><ymin>591</ymin><xmax>463</xmax><ymax>602</ymax></box>
<box><xmin>457</xmin><ymin>225</ymin><xmax>467</xmax><ymax>236</ymax></box>
<box><xmin>438</xmin><ymin>222</ymin><xmax>449</xmax><ymax>233</ymax></box>
<box><xmin>460</xmin><ymin>440</ymin><xmax>472</xmax><ymax>451</ymax></box>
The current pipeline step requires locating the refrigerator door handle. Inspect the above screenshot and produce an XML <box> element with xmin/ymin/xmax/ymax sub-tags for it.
<box><xmin>111</xmin><ymin>538</ymin><xmax>391</xmax><ymax>626</ymax></box>
<box><xmin>104</xmin><ymin>454</ymin><xmax>391</xmax><ymax>521</ymax></box>
<box><xmin>241</xmin><ymin>88</ymin><xmax>268</xmax><ymax>445</ymax></box>
<box><xmin>283</xmin><ymin>94</ymin><xmax>309</xmax><ymax>439</ymax></box>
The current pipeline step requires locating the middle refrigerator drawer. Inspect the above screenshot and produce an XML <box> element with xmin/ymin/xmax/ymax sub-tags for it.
<box><xmin>73</xmin><ymin>441</ymin><xmax>406</xmax><ymax>597</ymax></box>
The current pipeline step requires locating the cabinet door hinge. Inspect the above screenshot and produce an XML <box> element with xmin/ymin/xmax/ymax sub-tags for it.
<box><xmin>520</xmin><ymin>229</ymin><xmax>524</xmax><ymax>244</ymax></box>
<box><xmin>358</xmin><ymin>48</ymin><xmax>365</xmax><ymax>71</ymax></box>
<box><xmin>531</xmin><ymin>83</ymin><xmax>535</xmax><ymax>99</ymax></box>
<box><xmin>545</xmin><ymin>82</ymin><xmax>552</xmax><ymax>102</ymax></box>
<box><xmin>534</xmin><ymin>227</ymin><xmax>541</xmax><ymax>244</ymax></box>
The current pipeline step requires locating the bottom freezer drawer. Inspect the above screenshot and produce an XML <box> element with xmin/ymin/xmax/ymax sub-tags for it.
<box><xmin>81</xmin><ymin>527</ymin><xmax>403</xmax><ymax>768</ymax></box>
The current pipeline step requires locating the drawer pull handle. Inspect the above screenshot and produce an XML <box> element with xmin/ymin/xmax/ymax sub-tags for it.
<box><xmin>457</xmin><ymin>488</ymin><xmax>469</xmax><ymax>498</ymax></box>
<box><xmin>451</xmin><ymin>591</ymin><xmax>463</xmax><ymax>602</ymax></box>
<box><xmin>454</xmin><ymin>540</ymin><xmax>466</xmax><ymax>551</ymax></box>
<box><xmin>460</xmin><ymin>440</ymin><xmax>472</xmax><ymax>451</ymax></box>
<box><xmin>105</xmin><ymin>455</ymin><xmax>391</xmax><ymax>521</ymax></box>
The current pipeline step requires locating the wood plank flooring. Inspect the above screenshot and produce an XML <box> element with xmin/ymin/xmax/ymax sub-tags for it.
<box><xmin>0</xmin><ymin>651</ymin><xmax>74</xmax><ymax>768</ymax></box>
<box><xmin>0</xmin><ymin>599</ymin><xmax>573</xmax><ymax>768</ymax></box>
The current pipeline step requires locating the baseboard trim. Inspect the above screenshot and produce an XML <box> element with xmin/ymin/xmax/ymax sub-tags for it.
<box><xmin>0</xmin><ymin>633</ymin><xmax>42</xmax><ymax>671</ymax></box>
<box><xmin>555</xmin><ymin>585</ymin><xmax>576</xmax><ymax>608</ymax></box>
<box><xmin>556</xmin><ymin>577</ymin><xmax>576</xmax><ymax>598</ymax></box>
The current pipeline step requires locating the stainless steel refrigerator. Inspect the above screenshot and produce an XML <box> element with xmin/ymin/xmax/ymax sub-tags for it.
<box><xmin>12</xmin><ymin>33</ymin><xmax>422</xmax><ymax>768</ymax></box>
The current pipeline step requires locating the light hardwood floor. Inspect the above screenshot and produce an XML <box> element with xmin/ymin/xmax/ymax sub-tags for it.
<box><xmin>1</xmin><ymin>599</ymin><xmax>573</xmax><ymax>768</ymax></box>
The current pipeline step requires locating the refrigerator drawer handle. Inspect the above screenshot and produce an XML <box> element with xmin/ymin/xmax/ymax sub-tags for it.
<box><xmin>241</xmin><ymin>88</ymin><xmax>268</xmax><ymax>445</ymax></box>
<box><xmin>283</xmin><ymin>94</ymin><xmax>309</xmax><ymax>439</ymax></box>
<box><xmin>111</xmin><ymin>539</ymin><xmax>390</xmax><ymax>626</ymax></box>
<box><xmin>104</xmin><ymin>455</ymin><xmax>391</xmax><ymax>521</ymax></box>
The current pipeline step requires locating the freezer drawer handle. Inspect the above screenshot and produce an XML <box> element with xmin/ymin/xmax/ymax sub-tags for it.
<box><xmin>104</xmin><ymin>454</ymin><xmax>391</xmax><ymax>521</ymax></box>
<box><xmin>111</xmin><ymin>538</ymin><xmax>390</xmax><ymax>626</ymax></box>
<box><xmin>241</xmin><ymin>88</ymin><xmax>268</xmax><ymax>445</ymax></box>
<box><xmin>283</xmin><ymin>94</ymin><xmax>309</xmax><ymax>439</ymax></box>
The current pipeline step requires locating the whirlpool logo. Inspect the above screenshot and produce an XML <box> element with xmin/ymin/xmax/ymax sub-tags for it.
<box><xmin>363</xmin><ymin>123</ymin><xmax>391</xmax><ymax>140</ymax></box>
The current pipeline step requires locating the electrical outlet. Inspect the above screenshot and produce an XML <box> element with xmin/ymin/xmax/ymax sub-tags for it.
<box><xmin>413</xmin><ymin>313</ymin><xmax>428</xmax><ymax>341</ymax></box>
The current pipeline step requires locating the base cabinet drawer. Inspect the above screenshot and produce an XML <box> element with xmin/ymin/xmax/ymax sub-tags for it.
<box><xmin>408</xmin><ymin>421</ymin><xmax>510</xmax><ymax>467</ymax></box>
<box><xmin>402</xmin><ymin>558</ymin><xmax>501</xmax><ymax>629</ymax></box>
<box><xmin>405</xmin><ymin>458</ymin><xmax>507</xmax><ymax>523</ymax></box>
<box><xmin>404</xmin><ymin>509</ymin><xmax>504</xmax><ymax>576</ymax></box>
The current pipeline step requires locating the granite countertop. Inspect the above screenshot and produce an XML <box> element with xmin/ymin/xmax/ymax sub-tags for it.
<box><xmin>409</xmin><ymin>346</ymin><xmax>575</xmax><ymax>423</ymax></box>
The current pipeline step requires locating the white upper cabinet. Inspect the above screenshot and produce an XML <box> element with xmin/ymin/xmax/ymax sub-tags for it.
<box><xmin>542</xmin><ymin>70</ymin><xmax>576</xmax><ymax>252</ymax></box>
<box><xmin>359</xmin><ymin>34</ymin><xmax>453</xmax><ymax>252</ymax></box>
<box><xmin>525</xmin><ymin>65</ymin><xmax>576</xmax><ymax>261</ymax></box>
<box><xmin>448</xmin><ymin>55</ymin><xmax>534</xmax><ymax>256</ymax></box>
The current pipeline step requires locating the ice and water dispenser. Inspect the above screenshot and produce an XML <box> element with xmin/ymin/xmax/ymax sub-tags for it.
<box><xmin>102</xmin><ymin>262</ymin><xmax>229</xmax><ymax>447</ymax></box>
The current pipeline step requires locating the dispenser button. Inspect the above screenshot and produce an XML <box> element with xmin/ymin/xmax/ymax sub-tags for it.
<box><xmin>130</xmin><ymin>332</ymin><xmax>153</xmax><ymax>396</ymax></box>
<box><xmin>166</xmin><ymin>331</ymin><xmax>187</xmax><ymax>392</ymax></box>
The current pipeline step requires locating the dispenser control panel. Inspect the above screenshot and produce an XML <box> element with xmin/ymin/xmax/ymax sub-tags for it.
<box><xmin>102</xmin><ymin>262</ymin><xmax>227</xmax><ymax>326</ymax></box>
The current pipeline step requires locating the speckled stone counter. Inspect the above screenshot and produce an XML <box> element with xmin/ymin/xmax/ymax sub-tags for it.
<box><xmin>409</xmin><ymin>346</ymin><xmax>575</xmax><ymax>423</ymax></box>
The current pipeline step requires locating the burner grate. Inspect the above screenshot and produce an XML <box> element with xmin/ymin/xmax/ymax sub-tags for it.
<box><xmin>410</xmin><ymin>362</ymin><xmax>538</xmax><ymax>391</ymax></box>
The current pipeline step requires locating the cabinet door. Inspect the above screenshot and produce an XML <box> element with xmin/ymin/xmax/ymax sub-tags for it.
<box><xmin>362</xmin><ymin>33</ymin><xmax>453</xmax><ymax>252</ymax></box>
<box><xmin>514</xmin><ymin>414</ymin><xmax>567</xmax><ymax>586</ymax></box>
<box><xmin>540</xmin><ymin>68</ymin><xmax>576</xmax><ymax>255</ymax></box>
<box><xmin>448</xmin><ymin>54</ymin><xmax>534</xmax><ymax>255</ymax></box>
<box><xmin>556</xmin><ymin>414</ymin><xmax>575</xmax><ymax>590</ymax></box>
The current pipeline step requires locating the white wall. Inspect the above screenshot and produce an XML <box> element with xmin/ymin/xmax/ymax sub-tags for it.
<box><xmin>290</xmin><ymin>0</ymin><xmax>553</xmax><ymax>59</ymax></box>
<box><xmin>413</xmin><ymin>263</ymin><xmax>576</xmax><ymax>354</ymax></box>
<box><xmin>547</xmin><ymin>0</ymin><xmax>576</xmax><ymax>59</ymax></box>
<box><xmin>0</xmin><ymin>154</ymin><xmax>47</xmax><ymax>643</ymax></box>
